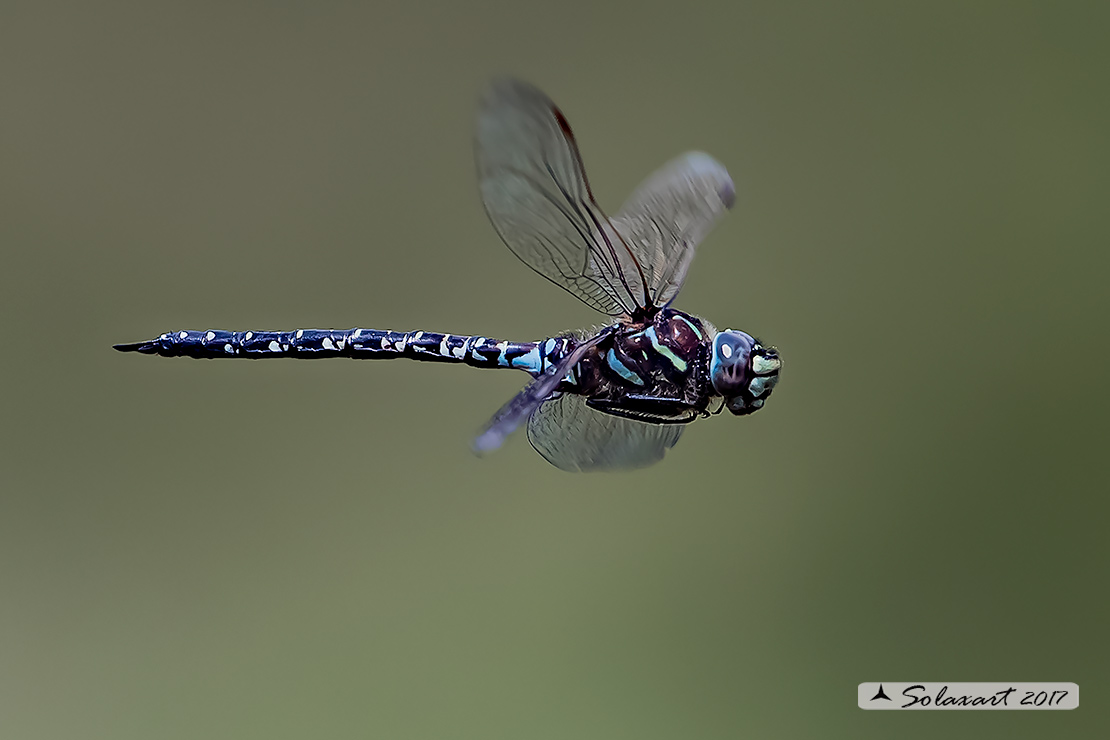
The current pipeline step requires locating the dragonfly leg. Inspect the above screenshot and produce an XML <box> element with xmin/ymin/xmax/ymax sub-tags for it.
<box><xmin>586</xmin><ymin>394</ymin><xmax>701</xmax><ymax>424</ymax></box>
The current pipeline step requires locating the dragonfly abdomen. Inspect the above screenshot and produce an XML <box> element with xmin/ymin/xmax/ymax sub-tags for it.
<box><xmin>114</xmin><ymin>328</ymin><xmax>573</xmax><ymax>375</ymax></box>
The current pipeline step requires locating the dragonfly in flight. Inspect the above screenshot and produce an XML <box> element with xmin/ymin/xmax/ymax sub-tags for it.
<box><xmin>116</xmin><ymin>79</ymin><xmax>781</xmax><ymax>471</ymax></box>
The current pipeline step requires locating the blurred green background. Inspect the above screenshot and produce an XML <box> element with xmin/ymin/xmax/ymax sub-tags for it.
<box><xmin>2</xmin><ymin>1</ymin><xmax>1106</xmax><ymax>738</ymax></box>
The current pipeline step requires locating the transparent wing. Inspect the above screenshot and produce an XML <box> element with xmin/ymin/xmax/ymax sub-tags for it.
<box><xmin>476</xmin><ymin>79</ymin><xmax>650</xmax><ymax>316</ymax></box>
<box><xmin>527</xmin><ymin>393</ymin><xmax>685</xmax><ymax>472</ymax></box>
<box><xmin>472</xmin><ymin>328</ymin><xmax>614</xmax><ymax>456</ymax></box>
<box><xmin>609</xmin><ymin>152</ymin><xmax>736</xmax><ymax>308</ymax></box>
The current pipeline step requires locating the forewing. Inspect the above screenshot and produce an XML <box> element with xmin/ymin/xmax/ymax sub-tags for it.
<box><xmin>609</xmin><ymin>152</ymin><xmax>735</xmax><ymax>307</ymax></box>
<box><xmin>476</xmin><ymin>79</ymin><xmax>649</xmax><ymax>315</ymax></box>
<box><xmin>527</xmin><ymin>393</ymin><xmax>685</xmax><ymax>472</ymax></box>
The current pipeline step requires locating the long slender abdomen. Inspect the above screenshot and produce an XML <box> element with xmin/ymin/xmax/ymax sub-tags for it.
<box><xmin>114</xmin><ymin>328</ymin><xmax>574</xmax><ymax>376</ymax></box>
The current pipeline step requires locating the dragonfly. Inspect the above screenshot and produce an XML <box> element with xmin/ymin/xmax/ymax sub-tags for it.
<box><xmin>115</xmin><ymin>79</ymin><xmax>781</xmax><ymax>471</ymax></box>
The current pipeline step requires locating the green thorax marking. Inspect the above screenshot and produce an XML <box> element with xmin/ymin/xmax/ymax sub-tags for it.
<box><xmin>643</xmin><ymin>326</ymin><xmax>688</xmax><ymax>373</ymax></box>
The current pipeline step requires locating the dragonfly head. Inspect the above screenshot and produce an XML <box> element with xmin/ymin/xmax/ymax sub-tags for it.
<box><xmin>710</xmin><ymin>330</ymin><xmax>781</xmax><ymax>416</ymax></box>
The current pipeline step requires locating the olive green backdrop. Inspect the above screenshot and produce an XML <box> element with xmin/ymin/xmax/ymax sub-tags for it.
<box><xmin>2</xmin><ymin>1</ymin><xmax>1106</xmax><ymax>738</ymax></box>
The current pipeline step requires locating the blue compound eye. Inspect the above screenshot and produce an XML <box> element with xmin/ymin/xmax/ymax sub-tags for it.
<box><xmin>710</xmin><ymin>330</ymin><xmax>754</xmax><ymax>396</ymax></box>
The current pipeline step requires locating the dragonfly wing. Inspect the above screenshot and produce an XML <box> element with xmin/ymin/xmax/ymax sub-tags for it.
<box><xmin>476</xmin><ymin>79</ymin><xmax>650</xmax><ymax>316</ymax></box>
<box><xmin>609</xmin><ymin>152</ymin><xmax>735</xmax><ymax>308</ymax></box>
<box><xmin>472</xmin><ymin>327</ymin><xmax>614</xmax><ymax>455</ymax></box>
<box><xmin>527</xmin><ymin>393</ymin><xmax>685</xmax><ymax>472</ymax></box>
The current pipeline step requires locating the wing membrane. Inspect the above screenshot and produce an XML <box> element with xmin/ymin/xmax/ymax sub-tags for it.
<box><xmin>472</xmin><ymin>328</ymin><xmax>614</xmax><ymax>455</ymax></box>
<box><xmin>476</xmin><ymin>79</ymin><xmax>649</xmax><ymax>315</ymax></box>
<box><xmin>527</xmin><ymin>393</ymin><xmax>685</xmax><ymax>472</ymax></box>
<box><xmin>610</xmin><ymin>152</ymin><xmax>735</xmax><ymax>308</ymax></box>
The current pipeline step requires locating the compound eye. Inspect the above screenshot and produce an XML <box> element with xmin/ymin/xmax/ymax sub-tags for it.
<box><xmin>711</xmin><ymin>330</ymin><xmax>755</xmax><ymax>396</ymax></box>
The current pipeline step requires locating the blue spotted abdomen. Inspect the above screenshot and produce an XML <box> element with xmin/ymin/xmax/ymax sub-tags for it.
<box><xmin>114</xmin><ymin>327</ymin><xmax>574</xmax><ymax>377</ymax></box>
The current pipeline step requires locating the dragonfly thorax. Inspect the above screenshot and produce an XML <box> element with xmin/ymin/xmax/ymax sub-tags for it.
<box><xmin>597</xmin><ymin>310</ymin><xmax>709</xmax><ymax>387</ymax></box>
<box><xmin>710</xmin><ymin>330</ymin><xmax>781</xmax><ymax>416</ymax></box>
